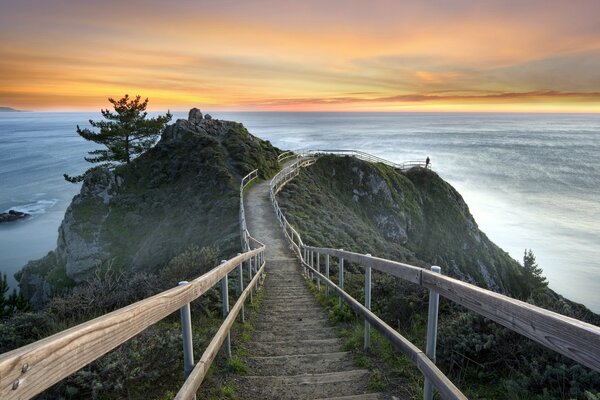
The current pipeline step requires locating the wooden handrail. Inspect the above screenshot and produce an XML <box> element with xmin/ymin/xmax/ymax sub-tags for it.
<box><xmin>303</xmin><ymin>246</ymin><xmax>600</xmax><ymax>372</ymax></box>
<box><xmin>277</xmin><ymin>151</ymin><xmax>298</xmax><ymax>162</ymax></box>
<box><xmin>422</xmin><ymin>270</ymin><xmax>600</xmax><ymax>372</ymax></box>
<box><xmin>0</xmin><ymin>248</ymin><xmax>264</xmax><ymax>399</ymax></box>
<box><xmin>175</xmin><ymin>259</ymin><xmax>266</xmax><ymax>399</ymax></box>
<box><xmin>299</xmin><ymin>257</ymin><xmax>466</xmax><ymax>400</ymax></box>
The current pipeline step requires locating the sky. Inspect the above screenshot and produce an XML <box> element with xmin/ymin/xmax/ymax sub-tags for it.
<box><xmin>1</xmin><ymin>0</ymin><xmax>600</xmax><ymax>112</ymax></box>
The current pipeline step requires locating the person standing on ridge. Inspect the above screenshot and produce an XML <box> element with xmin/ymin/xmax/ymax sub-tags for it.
<box><xmin>425</xmin><ymin>156</ymin><xmax>430</xmax><ymax>169</ymax></box>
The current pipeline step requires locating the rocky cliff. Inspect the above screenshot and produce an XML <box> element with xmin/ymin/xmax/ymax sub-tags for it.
<box><xmin>17</xmin><ymin>109</ymin><xmax>281</xmax><ymax>306</ymax></box>
<box><xmin>277</xmin><ymin>155</ymin><xmax>525</xmax><ymax>294</ymax></box>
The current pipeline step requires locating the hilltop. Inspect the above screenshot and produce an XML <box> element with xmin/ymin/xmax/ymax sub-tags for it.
<box><xmin>16</xmin><ymin>109</ymin><xmax>281</xmax><ymax>306</ymax></box>
<box><xmin>277</xmin><ymin>154</ymin><xmax>600</xmax><ymax>398</ymax></box>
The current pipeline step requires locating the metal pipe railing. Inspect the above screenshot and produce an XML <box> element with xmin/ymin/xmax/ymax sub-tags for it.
<box><xmin>240</xmin><ymin>169</ymin><xmax>259</xmax><ymax>252</ymax></box>
<box><xmin>301</xmin><ymin>149</ymin><xmax>432</xmax><ymax>170</ymax></box>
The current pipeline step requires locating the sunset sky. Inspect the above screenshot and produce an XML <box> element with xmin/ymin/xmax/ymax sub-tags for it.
<box><xmin>1</xmin><ymin>0</ymin><xmax>600</xmax><ymax>112</ymax></box>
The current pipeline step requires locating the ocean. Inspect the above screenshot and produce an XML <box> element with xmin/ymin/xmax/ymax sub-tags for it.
<box><xmin>0</xmin><ymin>111</ymin><xmax>598</xmax><ymax>312</ymax></box>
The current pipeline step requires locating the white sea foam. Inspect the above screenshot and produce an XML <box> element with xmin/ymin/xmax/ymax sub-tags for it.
<box><xmin>6</xmin><ymin>199</ymin><xmax>58</xmax><ymax>216</ymax></box>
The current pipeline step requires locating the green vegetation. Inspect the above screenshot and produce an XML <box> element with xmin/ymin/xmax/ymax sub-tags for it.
<box><xmin>18</xmin><ymin>112</ymin><xmax>282</xmax><ymax>303</ymax></box>
<box><xmin>2</xmin><ymin>244</ymin><xmax>257</xmax><ymax>399</ymax></box>
<box><xmin>64</xmin><ymin>95</ymin><xmax>172</xmax><ymax>182</ymax></box>
<box><xmin>5</xmin><ymin>113</ymin><xmax>282</xmax><ymax>398</ymax></box>
<box><xmin>279</xmin><ymin>155</ymin><xmax>600</xmax><ymax>399</ymax></box>
<box><xmin>0</xmin><ymin>273</ymin><xmax>29</xmax><ymax>317</ymax></box>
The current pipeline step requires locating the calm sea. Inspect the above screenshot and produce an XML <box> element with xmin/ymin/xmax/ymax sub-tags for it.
<box><xmin>0</xmin><ymin>112</ymin><xmax>599</xmax><ymax>312</ymax></box>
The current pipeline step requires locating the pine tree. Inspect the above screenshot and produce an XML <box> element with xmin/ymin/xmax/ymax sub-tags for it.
<box><xmin>522</xmin><ymin>249</ymin><xmax>548</xmax><ymax>299</ymax></box>
<box><xmin>64</xmin><ymin>95</ymin><xmax>172</xmax><ymax>182</ymax></box>
<box><xmin>0</xmin><ymin>273</ymin><xmax>8</xmax><ymax>316</ymax></box>
<box><xmin>0</xmin><ymin>273</ymin><xmax>30</xmax><ymax>317</ymax></box>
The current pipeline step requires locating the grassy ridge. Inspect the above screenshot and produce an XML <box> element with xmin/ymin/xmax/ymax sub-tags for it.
<box><xmin>277</xmin><ymin>155</ymin><xmax>600</xmax><ymax>399</ymax></box>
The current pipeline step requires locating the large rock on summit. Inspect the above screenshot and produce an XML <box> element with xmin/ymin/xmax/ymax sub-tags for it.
<box><xmin>17</xmin><ymin>110</ymin><xmax>282</xmax><ymax>306</ymax></box>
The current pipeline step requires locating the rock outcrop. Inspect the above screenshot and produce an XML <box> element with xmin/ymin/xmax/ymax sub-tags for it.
<box><xmin>17</xmin><ymin>109</ymin><xmax>282</xmax><ymax>306</ymax></box>
<box><xmin>0</xmin><ymin>210</ymin><xmax>30</xmax><ymax>223</ymax></box>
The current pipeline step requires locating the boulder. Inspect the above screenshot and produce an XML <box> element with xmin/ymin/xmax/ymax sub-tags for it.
<box><xmin>188</xmin><ymin>108</ymin><xmax>203</xmax><ymax>125</ymax></box>
<box><xmin>0</xmin><ymin>210</ymin><xmax>29</xmax><ymax>223</ymax></box>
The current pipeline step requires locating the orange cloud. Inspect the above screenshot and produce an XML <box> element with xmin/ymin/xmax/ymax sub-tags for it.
<box><xmin>1</xmin><ymin>1</ymin><xmax>599</xmax><ymax>111</ymax></box>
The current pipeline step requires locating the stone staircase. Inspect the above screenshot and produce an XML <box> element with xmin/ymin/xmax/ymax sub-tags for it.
<box><xmin>234</xmin><ymin>178</ymin><xmax>385</xmax><ymax>399</ymax></box>
<box><xmin>237</xmin><ymin>259</ymin><xmax>383</xmax><ymax>399</ymax></box>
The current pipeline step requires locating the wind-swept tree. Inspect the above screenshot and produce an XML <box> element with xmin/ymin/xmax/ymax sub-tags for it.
<box><xmin>64</xmin><ymin>95</ymin><xmax>172</xmax><ymax>182</ymax></box>
<box><xmin>522</xmin><ymin>249</ymin><xmax>548</xmax><ymax>300</ymax></box>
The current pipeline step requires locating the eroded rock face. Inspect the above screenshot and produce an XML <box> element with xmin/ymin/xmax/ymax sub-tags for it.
<box><xmin>57</xmin><ymin>167</ymin><xmax>114</xmax><ymax>280</ymax></box>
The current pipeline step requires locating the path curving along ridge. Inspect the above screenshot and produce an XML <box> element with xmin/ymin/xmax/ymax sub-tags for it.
<box><xmin>235</xmin><ymin>172</ymin><xmax>387</xmax><ymax>399</ymax></box>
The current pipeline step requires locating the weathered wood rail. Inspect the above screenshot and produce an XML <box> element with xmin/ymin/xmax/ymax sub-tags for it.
<box><xmin>0</xmin><ymin>169</ymin><xmax>266</xmax><ymax>400</ymax></box>
<box><xmin>270</xmin><ymin>155</ymin><xmax>600</xmax><ymax>400</ymax></box>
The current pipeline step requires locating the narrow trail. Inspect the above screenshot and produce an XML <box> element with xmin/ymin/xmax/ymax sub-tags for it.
<box><xmin>233</xmin><ymin>175</ymin><xmax>385</xmax><ymax>399</ymax></box>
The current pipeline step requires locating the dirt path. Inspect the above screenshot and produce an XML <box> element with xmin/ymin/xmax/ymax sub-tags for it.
<box><xmin>234</xmin><ymin>175</ymin><xmax>385</xmax><ymax>399</ymax></box>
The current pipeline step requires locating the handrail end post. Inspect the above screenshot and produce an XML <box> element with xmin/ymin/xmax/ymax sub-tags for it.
<box><xmin>220</xmin><ymin>266</ymin><xmax>232</xmax><ymax>359</ymax></box>
<box><xmin>423</xmin><ymin>265</ymin><xmax>441</xmax><ymax>400</ymax></box>
<box><xmin>178</xmin><ymin>281</ymin><xmax>195</xmax><ymax>379</ymax></box>
<box><xmin>364</xmin><ymin>256</ymin><xmax>372</xmax><ymax>351</ymax></box>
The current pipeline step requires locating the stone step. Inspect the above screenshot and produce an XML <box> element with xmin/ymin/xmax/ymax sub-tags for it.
<box><xmin>252</xmin><ymin>317</ymin><xmax>330</xmax><ymax>330</ymax></box>
<box><xmin>247</xmin><ymin>338</ymin><xmax>342</xmax><ymax>357</ymax></box>
<box><xmin>261</xmin><ymin>299</ymin><xmax>318</xmax><ymax>306</ymax></box>
<box><xmin>316</xmin><ymin>394</ymin><xmax>386</xmax><ymax>400</ymax></box>
<box><xmin>262</xmin><ymin>292</ymin><xmax>310</xmax><ymax>297</ymax></box>
<box><xmin>239</xmin><ymin>370</ymin><xmax>372</xmax><ymax>400</ymax></box>
<box><xmin>253</xmin><ymin>326</ymin><xmax>337</xmax><ymax>342</ymax></box>
<box><xmin>256</xmin><ymin>309</ymin><xmax>326</xmax><ymax>320</ymax></box>
<box><xmin>259</xmin><ymin>305</ymin><xmax>324</xmax><ymax>314</ymax></box>
<box><xmin>247</xmin><ymin>351</ymin><xmax>356</xmax><ymax>376</ymax></box>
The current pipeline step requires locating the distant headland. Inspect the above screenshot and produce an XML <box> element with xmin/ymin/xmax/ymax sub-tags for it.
<box><xmin>0</xmin><ymin>107</ymin><xmax>24</xmax><ymax>112</ymax></box>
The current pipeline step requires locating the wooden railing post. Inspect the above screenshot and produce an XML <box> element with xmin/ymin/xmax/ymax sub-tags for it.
<box><xmin>247</xmin><ymin>258</ymin><xmax>253</xmax><ymax>303</ymax></box>
<box><xmin>424</xmin><ymin>265</ymin><xmax>441</xmax><ymax>400</ymax></box>
<box><xmin>364</xmin><ymin>254</ymin><xmax>372</xmax><ymax>351</ymax></box>
<box><xmin>339</xmin><ymin>252</ymin><xmax>344</xmax><ymax>308</ymax></box>
<box><xmin>316</xmin><ymin>252</ymin><xmax>321</xmax><ymax>291</ymax></box>
<box><xmin>325</xmin><ymin>254</ymin><xmax>330</xmax><ymax>296</ymax></box>
<box><xmin>237</xmin><ymin>254</ymin><xmax>245</xmax><ymax>323</ymax></box>
<box><xmin>178</xmin><ymin>281</ymin><xmax>195</xmax><ymax>384</ymax></box>
<box><xmin>309</xmin><ymin>250</ymin><xmax>314</xmax><ymax>280</ymax></box>
<box><xmin>220</xmin><ymin>262</ymin><xmax>232</xmax><ymax>359</ymax></box>
<box><xmin>303</xmin><ymin>247</ymin><xmax>308</xmax><ymax>275</ymax></box>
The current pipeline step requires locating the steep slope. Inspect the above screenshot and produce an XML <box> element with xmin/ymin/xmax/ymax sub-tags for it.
<box><xmin>278</xmin><ymin>155</ymin><xmax>524</xmax><ymax>294</ymax></box>
<box><xmin>17</xmin><ymin>109</ymin><xmax>281</xmax><ymax>306</ymax></box>
<box><xmin>277</xmin><ymin>155</ymin><xmax>600</xmax><ymax>399</ymax></box>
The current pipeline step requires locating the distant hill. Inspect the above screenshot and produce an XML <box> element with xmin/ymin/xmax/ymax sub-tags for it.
<box><xmin>0</xmin><ymin>107</ymin><xmax>23</xmax><ymax>112</ymax></box>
